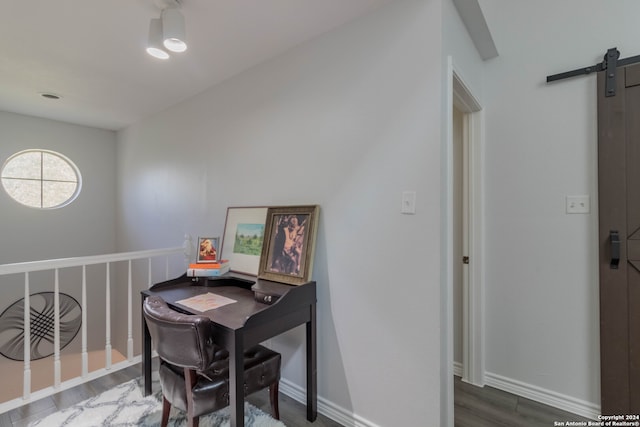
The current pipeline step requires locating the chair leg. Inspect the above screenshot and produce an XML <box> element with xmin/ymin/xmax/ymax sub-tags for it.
<box><xmin>185</xmin><ymin>368</ymin><xmax>200</xmax><ymax>427</ymax></box>
<box><xmin>161</xmin><ymin>395</ymin><xmax>171</xmax><ymax>427</ymax></box>
<box><xmin>269</xmin><ymin>381</ymin><xmax>280</xmax><ymax>420</ymax></box>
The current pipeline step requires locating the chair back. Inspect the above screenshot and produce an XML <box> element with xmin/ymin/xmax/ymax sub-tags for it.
<box><xmin>143</xmin><ymin>295</ymin><xmax>215</xmax><ymax>371</ymax></box>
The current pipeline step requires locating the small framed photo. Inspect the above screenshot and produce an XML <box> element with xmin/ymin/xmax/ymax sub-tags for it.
<box><xmin>220</xmin><ymin>207</ymin><xmax>268</xmax><ymax>275</ymax></box>
<box><xmin>259</xmin><ymin>205</ymin><xmax>319</xmax><ymax>285</ymax></box>
<box><xmin>196</xmin><ymin>237</ymin><xmax>219</xmax><ymax>263</ymax></box>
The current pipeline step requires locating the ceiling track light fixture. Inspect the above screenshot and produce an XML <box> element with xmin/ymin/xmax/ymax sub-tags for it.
<box><xmin>146</xmin><ymin>0</ymin><xmax>187</xmax><ymax>59</ymax></box>
<box><xmin>146</xmin><ymin>18</ymin><xmax>170</xmax><ymax>59</ymax></box>
<box><xmin>162</xmin><ymin>7</ymin><xmax>187</xmax><ymax>52</ymax></box>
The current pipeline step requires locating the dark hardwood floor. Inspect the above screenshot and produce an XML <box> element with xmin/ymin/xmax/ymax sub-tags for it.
<box><xmin>454</xmin><ymin>376</ymin><xmax>593</xmax><ymax>427</ymax></box>
<box><xmin>0</xmin><ymin>360</ymin><xmax>341</xmax><ymax>427</ymax></box>
<box><xmin>0</xmin><ymin>367</ymin><xmax>594</xmax><ymax>427</ymax></box>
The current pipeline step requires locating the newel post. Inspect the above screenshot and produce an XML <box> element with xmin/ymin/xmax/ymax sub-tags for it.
<box><xmin>183</xmin><ymin>234</ymin><xmax>193</xmax><ymax>266</ymax></box>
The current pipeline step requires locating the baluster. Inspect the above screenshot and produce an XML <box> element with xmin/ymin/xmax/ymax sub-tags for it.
<box><xmin>23</xmin><ymin>272</ymin><xmax>31</xmax><ymax>400</ymax></box>
<box><xmin>182</xmin><ymin>234</ymin><xmax>193</xmax><ymax>268</ymax></box>
<box><xmin>148</xmin><ymin>258</ymin><xmax>152</xmax><ymax>289</ymax></box>
<box><xmin>54</xmin><ymin>269</ymin><xmax>61</xmax><ymax>387</ymax></box>
<box><xmin>81</xmin><ymin>265</ymin><xmax>88</xmax><ymax>377</ymax></box>
<box><xmin>127</xmin><ymin>260</ymin><xmax>133</xmax><ymax>361</ymax></box>
<box><xmin>105</xmin><ymin>262</ymin><xmax>112</xmax><ymax>369</ymax></box>
<box><xmin>183</xmin><ymin>234</ymin><xmax>193</xmax><ymax>267</ymax></box>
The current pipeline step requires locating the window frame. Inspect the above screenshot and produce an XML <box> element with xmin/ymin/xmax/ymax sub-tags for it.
<box><xmin>1</xmin><ymin>149</ymin><xmax>82</xmax><ymax>209</ymax></box>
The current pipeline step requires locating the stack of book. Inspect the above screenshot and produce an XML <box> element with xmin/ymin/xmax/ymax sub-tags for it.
<box><xmin>187</xmin><ymin>260</ymin><xmax>230</xmax><ymax>277</ymax></box>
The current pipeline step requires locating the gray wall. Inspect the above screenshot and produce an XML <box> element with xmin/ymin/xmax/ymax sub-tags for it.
<box><xmin>117</xmin><ymin>1</ymin><xmax>442</xmax><ymax>425</ymax></box>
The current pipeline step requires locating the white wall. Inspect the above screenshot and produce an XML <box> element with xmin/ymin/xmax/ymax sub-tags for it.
<box><xmin>117</xmin><ymin>0</ymin><xmax>442</xmax><ymax>425</ymax></box>
<box><xmin>478</xmin><ymin>0</ymin><xmax>640</xmax><ymax>412</ymax></box>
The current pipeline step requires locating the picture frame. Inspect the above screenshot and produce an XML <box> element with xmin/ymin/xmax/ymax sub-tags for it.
<box><xmin>196</xmin><ymin>236</ymin><xmax>219</xmax><ymax>263</ymax></box>
<box><xmin>258</xmin><ymin>205</ymin><xmax>319</xmax><ymax>286</ymax></box>
<box><xmin>220</xmin><ymin>206</ymin><xmax>268</xmax><ymax>276</ymax></box>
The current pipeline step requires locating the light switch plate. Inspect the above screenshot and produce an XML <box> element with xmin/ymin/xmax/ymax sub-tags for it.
<box><xmin>566</xmin><ymin>195</ymin><xmax>590</xmax><ymax>214</ymax></box>
<box><xmin>402</xmin><ymin>191</ymin><xmax>416</xmax><ymax>214</ymax></box>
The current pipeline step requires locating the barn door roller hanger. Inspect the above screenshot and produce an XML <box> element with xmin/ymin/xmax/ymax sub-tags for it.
<box><xmin>546</xmin><ymin>47</ymin><xmax>640</xmax><ymax>97</ymax></box>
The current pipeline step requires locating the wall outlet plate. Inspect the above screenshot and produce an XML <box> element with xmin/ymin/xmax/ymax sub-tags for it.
<box><xmin>566</xmin><ymin>195</ymin><xmax>590</xmax><ymax>214</ymax></box>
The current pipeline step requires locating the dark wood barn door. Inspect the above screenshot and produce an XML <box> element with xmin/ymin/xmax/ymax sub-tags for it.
<box><xmin>598</xmin><ymin>62</ymin><xmax>640</xmax><ymax>415</ymax></box>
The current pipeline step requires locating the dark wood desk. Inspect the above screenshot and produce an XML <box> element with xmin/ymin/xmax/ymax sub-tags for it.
<box><xmin>141</xmin><ymin>274</ymin><xmax>317</xmax><ymax>427</ymax></box>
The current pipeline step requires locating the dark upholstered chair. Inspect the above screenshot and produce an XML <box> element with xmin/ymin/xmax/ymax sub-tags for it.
<box><xmin>142</xmin><ymin>295</ymin><xmax>281</xmax><ymax>427</ymax></box>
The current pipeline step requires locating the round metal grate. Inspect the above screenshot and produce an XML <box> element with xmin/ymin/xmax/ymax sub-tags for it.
<box><xmin>0</xmin><ymin>292</ymin><xmax>82</xmax><ymax>361</ymax></box>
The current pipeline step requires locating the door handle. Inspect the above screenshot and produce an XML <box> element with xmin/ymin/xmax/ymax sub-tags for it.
<box><xmin>610</xmin><ymin>230</ymin><xmax>620</xmax><ymax>269</ymax></box>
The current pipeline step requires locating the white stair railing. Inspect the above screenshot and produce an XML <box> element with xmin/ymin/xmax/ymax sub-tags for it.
<box><xmin>127</xmin><ymin>260</ymin><xmax>133</xmax><ymax>361</ymax></box>
<box><xmin>54</xmin><ymin>269</ymin><xmax>61</xmax><ymax>388</ymax></box>
<box><xmin>82</xmin><ymin>265</ymin><xmax>88</xmax><ymax>377</ymax></box>
<box><xmin>22</xmin><ymin>273</ymin><xmax>31</xmax><ymax>401</ymax></box>
<box><xmin>0</xmin><ymin>242</ymin><xmax>190</xmax><ymax>414</ymax></box>
<box><xmin>105</xmin><ymin>262</ymin><xmax>112</xmax><ymax>370</ymax></box>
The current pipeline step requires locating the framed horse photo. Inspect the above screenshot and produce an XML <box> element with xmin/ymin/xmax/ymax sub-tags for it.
<box><xmin>196</xmin><ymin>236</ymin><xmax>219</xmax><ymax>263</ymax></box>
<box><xmin>258</xmin><ymin>205</ymin><xmax>319</xmax><ymax>285</ymax></box>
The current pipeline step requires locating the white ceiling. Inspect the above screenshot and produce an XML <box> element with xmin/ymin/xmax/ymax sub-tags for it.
<box><xmin>0</xmin><ymin>0</ymin><xmax>396</xmax><ymax>131</ymax></box>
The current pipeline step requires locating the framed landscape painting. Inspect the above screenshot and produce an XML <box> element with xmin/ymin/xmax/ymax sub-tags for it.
<box><xmin>220</xmin><ymin>206</ymin><xmax>268</xmax><ymax>276</ymax></box>
<box><xmin>258</xmin><ymin>205</ymin><xmax>319</xmax><ymax>286</ymax></box>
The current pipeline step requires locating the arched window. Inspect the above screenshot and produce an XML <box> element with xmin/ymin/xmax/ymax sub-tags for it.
<box><xmin>1</xmin><ymin>149</ymin><xmax>81</xmax><ymax>209</ymax></box>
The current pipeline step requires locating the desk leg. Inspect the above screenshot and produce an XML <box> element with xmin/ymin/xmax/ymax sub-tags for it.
<box><xmin>306</xmin><ymin>303</ymin><xmax>317</xmax><ymax>421</ymax></box>
<box><xmin>229</xmin><ymin>332</ymin><xmax>245</xmax><ymax>427</ymax></box>
<box><xmin>142</xmin><ymin>299</ymin><xmax>152</xmax><ymax>396</ymax></box>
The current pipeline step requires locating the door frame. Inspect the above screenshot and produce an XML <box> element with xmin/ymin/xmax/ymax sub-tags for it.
<box><xmin>441</xmin><ymin>56</ymin><xmax>485</xmax><ymax>427</ymax></box>
<box><xmin>454</xmin><ymin>72</ymin><xmax>485</xmax><ymax>387</ymax></box>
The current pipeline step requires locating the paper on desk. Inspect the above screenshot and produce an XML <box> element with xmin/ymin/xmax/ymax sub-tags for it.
<box><xmin>175</xmin><ymin>292</ymin><xmax>237</xmax><ymax>312</ymax></box>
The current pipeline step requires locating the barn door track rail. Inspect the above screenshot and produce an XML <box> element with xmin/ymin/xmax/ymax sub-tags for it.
<box><xmin>547</xmin><ymin>47</ymin><xmax>640</xmax><ymax>97</ymax></box>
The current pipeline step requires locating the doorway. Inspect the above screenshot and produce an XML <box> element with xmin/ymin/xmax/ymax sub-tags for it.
<box><xmin>452</xmin><ymin>104</ymin><xmax>466</xmax><ymax>379</ymax></box>
<box><xmin>451</xmin><ymin>70</ymin><xmax>484</xmax><ymax>387</ymax></box>
<box><xmin>442</xmin><ymin>59</ymin><xmax>485</xmax><ymax>427</ymax></box>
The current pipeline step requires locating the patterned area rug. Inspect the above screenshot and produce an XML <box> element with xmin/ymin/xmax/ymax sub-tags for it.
<box><xmin>30</xmin><ymin>379</ymin><xmax>286</xmax><ymax>427</ymax></box>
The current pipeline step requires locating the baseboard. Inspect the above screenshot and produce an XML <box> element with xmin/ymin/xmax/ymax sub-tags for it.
<box><xmin>484</xmin><ymin>371</ymin><xmax>601</xmax><ymax>420</ymax></box>
<box><xmin>279</xmin><ymin>378</ymin><xmax>382</xmax><ymax>427</ymax></box>
<box><xmin>279</xmin><ymin>367</ymin><xmax>600</xmax><ymax>426</ymax></box>
<box><xmin>453</xmin><ymin>361</ymin><xmax>463</xmax><ymax>377</ymax></box>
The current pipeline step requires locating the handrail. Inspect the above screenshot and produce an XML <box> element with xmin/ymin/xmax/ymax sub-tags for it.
<box><xmin>0</xmin><ymin>247</ymin><xmax>184</xmax><ymax>275</ymax></box>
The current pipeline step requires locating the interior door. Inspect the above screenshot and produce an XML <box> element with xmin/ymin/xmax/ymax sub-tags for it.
<box><xmin>598</xmin><ymin>62</ymin><xmax>640</xmax><ymax>415</ymax></box>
